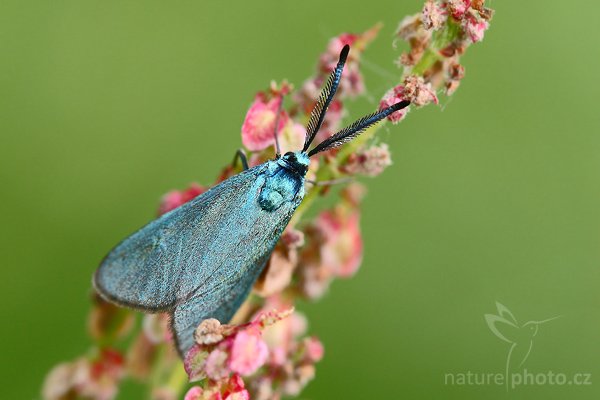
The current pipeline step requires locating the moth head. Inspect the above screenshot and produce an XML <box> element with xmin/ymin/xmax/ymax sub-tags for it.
<box><xmin>281</xmin><ymin>151</ymin><xmax>309</xmax><ymax>176</ymax></box>
<box><xmin>300</xmin><ymin>44</ymin><xmax>410</xmax><ymax>158</ymax></box>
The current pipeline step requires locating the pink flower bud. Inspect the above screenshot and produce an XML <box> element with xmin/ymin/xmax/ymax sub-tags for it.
<box><xmin>303</xmin><ymin>337</ymin><xmax>325</xmax><ymax>363</ymax></box>
<box><xmin>298</xmin><ymin>242</ymin><xmax>334</xmax><ymax>300</ymax></box>
<box><xmin>254</xmin><ymin>249</ymin><xmax>296</xmax><ymax>297</ymax></box>
<box><xmin>205</xmin><ymin>347</ymin><xmax>231</xmax><ymax>381</ymax></box>
<box><xmin>278</xmin><ymin>121</ymin><xmax>306</xmax><ymax>154</ymax></box>
<box><xmin>223</xmin><ymin>375</ymin><xmax>250</xmax><ymax>400</ymax></box>
<box><xmin>448</xmin><ymin>0</ymin><xmax>471</xmax><ymax>20</ymax></box>
<box><xmin>316</xmin><ymin>208</ymin><xmax>363</xmax><ymax>278</ymax></box>
<box><xmin>270</xmin><ymin>346</ymin><xmax>287</xmax><ymax>366</ymax></box>
<box><xmin>463</xmin><ymin>10</ymin><xmax>489</xmax><ymax>43</ymax></box>
<box><xmin>195</xmin><ymin>318</ymin><xmax>226</xmax><ymax>345</ymax></box>
<box><xmin>184</xmin><ymin>386</ymin><xmax>204</xmax><ymax>400</ymax></box>
<box><xmin>327</xmin><ymin>33</ymin><xmax>359</xmax><ymax>56</ymax></box>
<box><xmin>183</xmin><ymin>345</ymin><xmax>209</xmax><ymax>382</ymax></box>
<box><xmin>422</xmin><ymin>0</ymin><xmax>446</xmax><ymax>31</ymax></box>
<box><xmin>281</xmin><ymin>228</ymin><xmax>305</xmax><ymax>249</ymax></box>
<box><xmin>241</xmin><ymin>94</ymin><xmax>288</xmax><ymax>151</ymax></box>
<box><xmin>228</xmin><ymin>328</ymin><xmax>268</xmax><ymax>376</ymax></box>
<box><xmin>228</xmin><ymin>374</ymin><xmax>247</xmax><ymax>392</ymax></box>
<box><xmin>380</xmin><ymin>86</ymin><xmax>410</xmax><ymax>123</ymax></box>
<box><xmin>342</xmin><ymin>143</ymin><xmax>392</xmax><ymax>177</ymax></box>
<box><xmin>403</xmin><ymin>75</ymin><xmax>439</xmax><ymax>107</ymax></box>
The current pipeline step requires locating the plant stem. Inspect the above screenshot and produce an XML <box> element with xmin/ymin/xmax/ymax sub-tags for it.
<box><xmin>409</xmin><ymin>18</ymin><xmax>461</xmax><ymax>78</ymax></box>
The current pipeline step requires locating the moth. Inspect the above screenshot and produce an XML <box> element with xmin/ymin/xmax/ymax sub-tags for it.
<box><xmin>93</xmin><ymin>45</ymin><xmax>410</xmax><ymax>356</ymax></box>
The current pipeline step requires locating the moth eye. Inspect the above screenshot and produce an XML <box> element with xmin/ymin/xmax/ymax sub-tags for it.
<box><xmin>286</xmin><ymin>153</ymin><xmax>297</xmax><ymax>162</ymax></box>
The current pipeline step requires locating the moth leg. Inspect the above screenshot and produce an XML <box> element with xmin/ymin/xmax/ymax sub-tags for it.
<box><xmin>232</xmin><ymin>149</ymin><xmax>249</xmax><ymax>170</ymax></box>
<box><xmin>306</xmin><ymin>177</ymin><xmax>353</xmax><ymax>187</ymax></box>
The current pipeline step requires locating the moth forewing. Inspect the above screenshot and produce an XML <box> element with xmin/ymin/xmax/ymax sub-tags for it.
<box><xmin>94</xmin><ymin>161</ymin><xmax>306</xmax><ymax>355</ymax></box>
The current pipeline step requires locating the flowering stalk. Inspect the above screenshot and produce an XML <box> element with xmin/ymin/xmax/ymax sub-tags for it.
<box><xmin>42</xmin><ymin>2</ymin><xmax>493</xmax><ymax>399</ymax></box>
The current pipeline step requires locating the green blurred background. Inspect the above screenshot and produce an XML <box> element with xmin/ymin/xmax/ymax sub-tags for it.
<box><xmin>2</xmin><ymin>0</ymin><xmax>599</xmax><ymax>399</ymax></box>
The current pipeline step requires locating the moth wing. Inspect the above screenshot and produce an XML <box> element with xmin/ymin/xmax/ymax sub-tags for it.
<box><xmin>171</xmin><ymin>259</ymin><xmax>267</xmax><ymax>355</ymax></box>
<box><xmin>94</xmin><ymin>165</ymin><xmax>271</xmax><ymax>311</ymax></box>
<box><xmin>169</xmin><ymin>172</ymin><xmax>301</xmax><ymax>355</ymax></box>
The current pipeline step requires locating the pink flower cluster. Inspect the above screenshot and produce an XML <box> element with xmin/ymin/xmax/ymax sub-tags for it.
<box><xmin>42</xmin><ymin>2</ymin><xmax>493</xmax><ymax>399</ymax></box>
<box><xmin>342</xmin><ymin>143</ymin><xmax>393</xmax><ymax>178</ymax></box>
<box><xmin>42</xmin><ymin>349</ymin><xmax>125</xmax><ymax>400</ymax></box>
<box><xmin>239</xmin><ymin>28</ymin><xmax>381</xmax><ymax>161</ymax></box>
<box><xmin>183</xmin><ymin>307</ymin><xmax>323</xmax><ymax>400</ymax></box>
<box><xmin>184</xmin><ymin>375</ymin><xmax>249</xmax><ymax>400</ymax></box>
<box><xmin>380</xmin><ymin>75</ymin><xmax>439</xmax><ymax>122</ymax></box>
<box><xmin>294</xmin><ymin>187</ymin><xmax>365</xmax><ymax>299</ymax></box>
<box><xmin>385</xmin><ymin>0</ymin><xmax>493</xmax><ymax>120</ymax></box>
<box><xmin>241</xmin><ymin>82</ymin><xmax>292</xmax><ymax>152</ymax></box>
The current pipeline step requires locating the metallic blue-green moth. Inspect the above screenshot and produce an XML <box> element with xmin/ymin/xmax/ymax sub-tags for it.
<box><xmin>93</xmin><ymin>45</ymin><xmax>410</xmax><ymax>356</ymax></box>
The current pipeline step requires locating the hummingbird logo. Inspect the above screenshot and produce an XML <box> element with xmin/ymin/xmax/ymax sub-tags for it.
<box><xmin>484</xmin><ymin>302</ymin><xmax>560</xmax><ymax>389</ymax></box>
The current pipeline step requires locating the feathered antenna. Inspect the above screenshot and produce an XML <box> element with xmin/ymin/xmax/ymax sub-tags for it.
<box><xmin>302</xmin><ymin>44</ymin><xmax>350</xmax><ymax>152</ymax></box>
<box><xmin>307</xmin><ymin>100</ymin><xmax>411</xmax><ymax>157</ymax></box>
